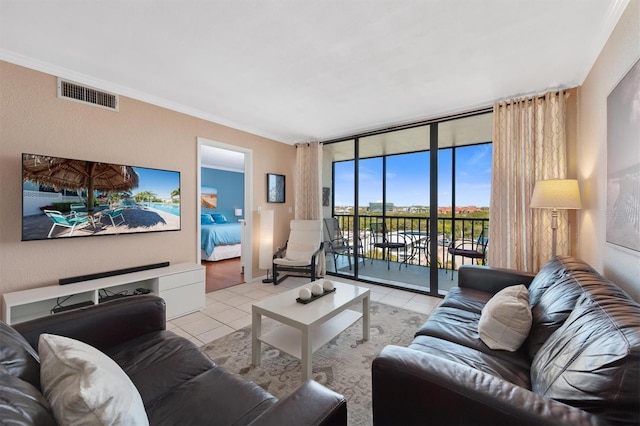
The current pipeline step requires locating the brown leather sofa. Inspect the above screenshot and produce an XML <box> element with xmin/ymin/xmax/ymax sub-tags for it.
<box><xmin>372</xmin><ymin>256</ymin><xmax>640</xmax><ymax>425</ymax></box>
<box><xmin>1</xmin><ymin>294</ymin><xmax>347</xmax><ymax>425</ymax></box>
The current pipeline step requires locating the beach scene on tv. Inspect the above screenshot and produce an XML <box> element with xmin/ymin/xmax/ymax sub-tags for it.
<box><xmin>22</xmin><ymin>154</ymin><xmax>181</xmax><ymax>241</ymax></box>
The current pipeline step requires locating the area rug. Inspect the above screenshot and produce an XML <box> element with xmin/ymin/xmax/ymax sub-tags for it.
<box><xmin>200</xmin><ymin>302</ymin><xmax>428</xmax><ymax>426</ymax></box>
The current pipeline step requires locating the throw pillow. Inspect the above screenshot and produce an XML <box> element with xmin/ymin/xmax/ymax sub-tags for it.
<box><xmin>478</xmin><ymin>284</ymin><xmax>532</xmax><ymax>352</ymax></box>
<box><xmin>39</xmin><ymin>334</ymin><xmax>149</xmax><ymax>426</ymax></box>
<box><xmin>211</xmin><ymin>213</ymin><xmax>227</xmax><ymax>224</ymax></box>
<box><xmin>201</xmin><ymin>214</ymin><xmax>215</xmax><ymax>225</ymax></box>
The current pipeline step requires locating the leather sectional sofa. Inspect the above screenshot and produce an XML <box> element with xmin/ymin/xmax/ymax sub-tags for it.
<box><xmin>1</xmin><ymin>294</ymin><xmax>347</xmax><ymax>425</ymax></box>
<box><xmin>372</xmin><ymin>256</ymin><xmax>640</xmax><ymax>425</ymax></box>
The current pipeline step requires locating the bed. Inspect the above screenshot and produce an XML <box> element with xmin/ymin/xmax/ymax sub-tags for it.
<box><xmin>200</xmin><ymin>222</ymin><xmax>243</xmax><ymax>262</ymax></box>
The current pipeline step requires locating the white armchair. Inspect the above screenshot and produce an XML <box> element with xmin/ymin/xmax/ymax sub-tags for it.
<box><xmin>272</xmin><ymin>220</ymin><xmax>324</xmax><ymax>285</ymax></box>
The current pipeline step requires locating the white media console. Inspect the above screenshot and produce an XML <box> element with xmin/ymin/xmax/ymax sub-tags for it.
<box><xmin>2</xmin><ymin>263</ymin><xmax>205</xmax><ymax>325</ymax></box>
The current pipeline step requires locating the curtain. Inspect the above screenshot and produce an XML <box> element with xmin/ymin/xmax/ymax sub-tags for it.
<box><xmin>490</xmin><ymin>91</ymin><xmax>569</xmax><ymax>272</ymax></box>
<box><xmin>294</xmin><ymin>141</ymin><xmax>325</xmax><ymax>275</ymax></box>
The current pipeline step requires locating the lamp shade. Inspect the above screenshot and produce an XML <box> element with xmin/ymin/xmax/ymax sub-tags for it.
<box><xmin>258</xmin><ymin>209</ymin><xmax>274</xmax><ymax>270</ymax></box>
<box><xmin>531</xmin><ymin>179</ymin><xmax>582</xmax><ymax>210</ymax></box>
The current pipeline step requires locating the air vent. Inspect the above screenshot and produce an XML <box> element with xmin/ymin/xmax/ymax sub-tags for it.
<box><xmin>57</xmin><ymin>78</ymin><xmax>118</xmax><ymax>111</ymax></box>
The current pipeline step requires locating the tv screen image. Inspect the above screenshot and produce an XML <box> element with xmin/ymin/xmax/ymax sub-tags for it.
<box><xmin>22</xmin><ymin>153</ymin><xmax>181</xmax><ymax>241</ymax></box>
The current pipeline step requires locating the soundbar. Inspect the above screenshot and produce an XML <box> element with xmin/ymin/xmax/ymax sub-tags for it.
<box><xmin>59</xmin><ymin>262</ymin><xmax>170</xmax><ymax>285</ymax></box>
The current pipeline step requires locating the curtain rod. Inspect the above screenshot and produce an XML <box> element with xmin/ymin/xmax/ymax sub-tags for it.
<box><xmin>294</xmin><ymin>141</ymin><xmax>319</xmax><ymax>147</ymax></box>
<box><xmin>495</xmin><ymin>89</ymin><xmax>571</xmax><ymax>107</ymax></box>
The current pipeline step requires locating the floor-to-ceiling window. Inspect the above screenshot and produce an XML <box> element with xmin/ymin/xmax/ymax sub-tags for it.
<box><xmin>322</xmin><ymin>111</ymin><xmax>492</xmax><ymax>296</ymax></box>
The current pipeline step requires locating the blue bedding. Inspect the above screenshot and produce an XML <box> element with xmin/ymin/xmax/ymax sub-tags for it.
<box><xmin>201</xmin><ymin>223</ymin><xmax>242</xmax><ymax>257</ymax></box>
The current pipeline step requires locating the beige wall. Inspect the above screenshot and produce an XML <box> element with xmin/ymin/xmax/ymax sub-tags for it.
<box><xmin>0</xmin><ymin>61</ymin><xmax>296</xmax><ymax>305</ymax></box>
<box><xmin>576</xmin><ymin>0</ymin><xmax>640</xmax><ymax>300</ymax></box>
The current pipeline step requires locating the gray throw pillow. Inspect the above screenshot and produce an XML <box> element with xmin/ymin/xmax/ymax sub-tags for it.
<box><xmin>478</xmin><ymin>284</ymin><xmax>532</xmax><ymax>351</ymax></box>
<box><xmin>39</xmin><ymin>333</ymin><xmax>149</xmax><ymax>426</ymax></box>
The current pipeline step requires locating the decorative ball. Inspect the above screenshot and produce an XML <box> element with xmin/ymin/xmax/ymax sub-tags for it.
<box><xmin>299</xmin><ymin>288</ymin><xmax>312</xmax><ymax>300</ymax></box>
<box><xmin>322</xmin><ymin>280</ymin><xmax>334</xmax><ymax>291</ymax></box>
<box><xmin>311</xmin><ymin>283</ymin><xmax>324</xmax><ymax>296</ymax></box>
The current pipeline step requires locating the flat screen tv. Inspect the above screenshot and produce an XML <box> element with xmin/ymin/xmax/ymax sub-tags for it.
<box><xmin>22</xmin><ymin>153</ymin><xmax>181</xmax><ymax>241</ymax></box>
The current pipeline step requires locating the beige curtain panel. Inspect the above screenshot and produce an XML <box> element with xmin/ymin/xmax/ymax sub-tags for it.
<box><xmin>294</xmin><ymin>141</ymin><xmax>325</xmax><ymax>275</ymax></box>
<box><xmin>490</xmin><ymin>91</ymin><xmax>570</xmax><ymax>272</ymax></box>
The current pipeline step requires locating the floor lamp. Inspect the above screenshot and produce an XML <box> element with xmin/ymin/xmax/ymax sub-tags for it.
<box><xmin>259</xmin><ymin>209</ymin><xmax>274</xmax><ymax>283</ymax></box>
<box><xmin>531</xmin><ymin>179</ymin><xmax>582</xmax><ymax>257</ymax></box>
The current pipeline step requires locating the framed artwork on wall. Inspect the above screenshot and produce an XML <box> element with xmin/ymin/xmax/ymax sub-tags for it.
<box><xmin>323</xmin><ymin>187</ymin><xmax>330</xmax><ymax>206</ymax></box>
<box><xmin>201</xmin><ymin>186</ymin><xmax>218</xmax><ymax>208</ymax></box>
<box><xmin>606</xmin><ymin>58</ymin><xmax>640</xmax><ymax>252</ymax></box>
<box><xmin>267</xmin><ymin>173</ymin><xmax>285</xmax><ymax>203</ymax></box>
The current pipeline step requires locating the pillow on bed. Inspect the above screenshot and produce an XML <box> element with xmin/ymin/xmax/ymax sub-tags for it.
<box><xmin>201</xmin><ymin>214</ymin><xmax>215</xmax><ymax>225</ymax></box>
<box><xmin>211</xmin><ymin>213</ymin><xmax>228</xmax><ymax>224</ymax></box>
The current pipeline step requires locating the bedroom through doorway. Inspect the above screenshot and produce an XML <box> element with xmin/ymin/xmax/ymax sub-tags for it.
<box><xmin>203</xmin><ymin>258</ymin><xmax>242</xmax><ymax>292</ymax></box>
<box><xmin>198</xmin><ymin>141</ymin><xmax>252</xmax><ymax>293</ymax></box>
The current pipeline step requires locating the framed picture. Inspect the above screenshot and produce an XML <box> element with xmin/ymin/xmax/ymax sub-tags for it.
<box><xmin>201</xmin><ymin>186</ymin><xmax>218</xmax><ymax>208</ymax></box>
<box><xmin>322</xmin><ymin>187</ymin><xmax>330</xmax><ymax>206</ymax></box>
<box><xmin>606</xmin><ymin>58</ymin><xmax>640</xmax><ymax>252</ymax></box>
<box><xmin>267</xmin><ymin>173</ymin><xmax>285</xmax><ymax>203</ymax></box>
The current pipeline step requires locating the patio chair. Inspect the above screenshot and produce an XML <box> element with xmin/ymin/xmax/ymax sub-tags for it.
<box><xmin>272</xmin><ymin>220</ymin><xmax>324</xmax><ymax>285</ymax></box>
<box><xmin>70</xmin><ymin>203</ymin><xmax>87</xmax><ymax>214</ymax></box>
<box><xmin>103</xmin><ymin>208</ymin><xmax>125</xmax><ymax>228</ymax></box>
<box><xmin>44</xmin><ymin>209</ymin><xmax>91</xmax><ymax>238</ymax></box>
<box><xmin>412</xmin><ymin>235</ymin><xmax>442</xmax><ymax>268</ymax></box>
<box><xmin>323</xmin><ymin>217</ymin><xmax>364</xmax><ymax>272</ymax></box>
<box><xmin>447</xmin><ymin>229</ymin><xmax>488</xmax><ymax>279</ymax></box>
<box><xmin>70</xmin><ymin>203</ymin><xmax>102</xmax><ymax>227</ymax></box>
<box><xmin>369</xmin><ymin>222</ymin><xmax>407</xmax><ymax>270</ymax></box>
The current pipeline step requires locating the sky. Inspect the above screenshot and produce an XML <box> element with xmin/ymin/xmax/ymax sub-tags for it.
<box><xmin>333</xmin><ymin>144</ymin><xmax>492</xmax><ymax>208</ymax></box>
<box><xmin>133</xmin><ymin>167</ymin><xmax>180</xmax><ymax>201</ymax></box>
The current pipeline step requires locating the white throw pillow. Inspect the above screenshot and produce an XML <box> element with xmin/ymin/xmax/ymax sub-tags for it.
<box><xmin>478</xmin><ymin>284</ymin><xmax>532</xmax><ymax>352</ymax></box>
<box><xmin>38</xmin><ymin>334</ymin><xmax>149</xmax><ymax>426</ymax></box>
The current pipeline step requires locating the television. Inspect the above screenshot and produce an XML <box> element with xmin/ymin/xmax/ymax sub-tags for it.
<box><xmin>22</xmin><ymin>153</ymin><xmax>181</xmax><ymax>241</ymax></box>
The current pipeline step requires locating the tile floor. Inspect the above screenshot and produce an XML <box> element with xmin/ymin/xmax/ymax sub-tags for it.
<box><xmin>167</xmin><ymin>276</ymin><xmax>442</xmax><ymax>347</ymax></box>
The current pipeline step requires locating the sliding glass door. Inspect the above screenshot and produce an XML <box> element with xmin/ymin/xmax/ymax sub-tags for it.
<box><xmin>322</xmin><ymin>140</ymin><xmax>357</xmax><ymax>277</ymax></box>
<box><xmin>322</xmin><ymin>112</ymin><xmax>492</xmax><ymax>296</ymax></box>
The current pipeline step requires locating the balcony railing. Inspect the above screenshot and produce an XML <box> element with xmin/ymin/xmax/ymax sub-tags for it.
<box><xmin>333</xmin><ymin>214</ymin><xmax>489</xmax><ymax>270</ymax></box>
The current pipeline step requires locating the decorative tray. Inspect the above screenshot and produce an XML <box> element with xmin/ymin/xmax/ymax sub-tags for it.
<box><xmin>296</xmin><ymin>288</ymin><xmax>336</xmax><ymax>304</ymax></box>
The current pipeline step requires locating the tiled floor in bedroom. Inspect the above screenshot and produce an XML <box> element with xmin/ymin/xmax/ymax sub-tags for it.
<box><xmin>167</xmin><ymin>276</ymin><xmax>442</xmax><ymax>347</ymax></box>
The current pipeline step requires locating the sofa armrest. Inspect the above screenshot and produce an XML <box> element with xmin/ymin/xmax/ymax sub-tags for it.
<box><xmin>248</xmin><ymin>380</ymin><xmax>347</xmax><ymax>426</ymax></box>
<box><xmin>458</xmin><ymin>265</ymin><xmax>536</xmax><ymax>294</ymax></box>
<box><xmin>13</xmin><ymin>295</ymin><xmax>166</xmax><ymax>353</ymax></box>
<box><xmin>372</xmin><ymin>345</ymin><xmax>606</xmax><ymax>426</ymax></box>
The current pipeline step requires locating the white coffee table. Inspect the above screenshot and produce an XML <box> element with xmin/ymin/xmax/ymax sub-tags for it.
<box><xmin>251</xmin><ymin>280</ymin><xmax>370</xmax><ymax>381</ymax></box>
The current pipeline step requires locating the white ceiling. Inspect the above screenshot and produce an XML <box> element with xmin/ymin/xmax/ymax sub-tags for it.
<box><xmin>201</xmin><ymin>146</ymin><xmax>245</xmax><ymax>172</ymax></box>
<box><xmin>0</xmin><ymin>0</ymin><xmax>628</xmax><ymax>145</ymax></box>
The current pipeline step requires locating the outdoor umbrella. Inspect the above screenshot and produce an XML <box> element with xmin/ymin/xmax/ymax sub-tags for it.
<box><xmin>22</xmin><ymin>154</ymin><xmax>139</xmax><ymax>210</ymax></box>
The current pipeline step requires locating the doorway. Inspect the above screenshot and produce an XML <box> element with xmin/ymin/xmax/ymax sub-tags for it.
<box><xmin>197</xmin><ymin>138</ymin><xmax>254</xmax><ymax>292</ymax></box>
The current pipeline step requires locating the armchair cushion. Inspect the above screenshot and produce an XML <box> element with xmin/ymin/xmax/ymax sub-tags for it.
<box><xmin>284</xmin><ymin>220</ymin><xmax>323</xmax><ymax>262</ymax></box>
<box><xmin>273</xmin><ymin>220</ymin><xmax>323</xmax><ymax>284</ymax></box>
<box><xmin>273</xmin><ymin>258</ymin><xmax>313</xmax><ymax>267</ymax></box>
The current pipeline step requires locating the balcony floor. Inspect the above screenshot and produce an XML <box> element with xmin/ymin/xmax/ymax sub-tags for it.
<box><xmin>326</xmin><ymin>254</ymin><xmax>461</xmax><ymax>295</ymax></box>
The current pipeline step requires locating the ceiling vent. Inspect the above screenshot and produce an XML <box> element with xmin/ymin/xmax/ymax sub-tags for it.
<box><xmin>57</xmin><ymin>78</ymin><xmax>118</xmax><ymax>111</ymax></box>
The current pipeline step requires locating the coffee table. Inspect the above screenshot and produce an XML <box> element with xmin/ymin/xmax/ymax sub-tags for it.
<box><xmin>251</xmin><ymin>280</ymin><xmax>370</xmax><ymax>381</ymax></box>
